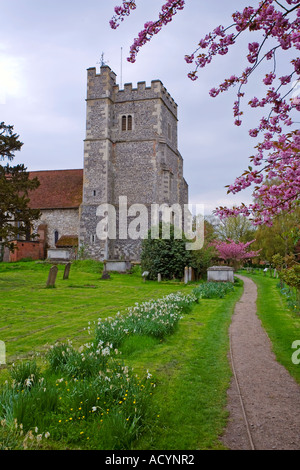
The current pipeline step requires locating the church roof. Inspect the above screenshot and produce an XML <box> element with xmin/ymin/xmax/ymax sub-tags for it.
<box><xmin>28</xmin><ymin>169</ymin><xmax>83</xmax><ymax>210</ymax></box>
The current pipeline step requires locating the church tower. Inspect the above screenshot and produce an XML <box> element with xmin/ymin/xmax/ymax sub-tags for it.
<box><xmin>79</xmin><ymin>65</ymin><xmax>188</xmax><ymax>261</ymax></box>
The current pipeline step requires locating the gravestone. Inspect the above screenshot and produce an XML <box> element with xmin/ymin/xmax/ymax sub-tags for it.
<box><xmin>46</xmin><ymin>265</ymin><xmax>58</xmax><ymax>287</ymax></box>
<box><xmin>184</xmin><ymin>266</ymin><xmax>189</xmax><ymax>284</ymax></box>
<box><xmin>188</xmin><ymin>267</ymin><xmax>192</xmax><ymax>282</ymax></box>
<box><xmin>101</xmin><ymin>261</ymin><xmax>111</xmax><ymax>279</ymax></box>
<box><xmin>101</xmin><ymin>271</ymin><xmax>111</xmax><ymax>279</ymax></box>
<box><xmin>63</xmin><ymin>262</ymin><xmax>71</xmax><ymax>280</ymax></box>
<box><xmin>158</xmin><ymin>273</ymin><xmax>161</xmax><ymax>283</ymax></box>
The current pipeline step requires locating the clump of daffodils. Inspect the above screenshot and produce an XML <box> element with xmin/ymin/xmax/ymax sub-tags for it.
<box><xmin>94</xmin><ymin>292</ymin><xmax>197</xmax><ymax>346</ymax></box>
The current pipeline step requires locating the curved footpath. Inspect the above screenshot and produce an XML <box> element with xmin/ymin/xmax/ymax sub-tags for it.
<box><xmin>221</xmin><ymin>275</ymin><xmax>300</xmax><ymax>450</ymax></box>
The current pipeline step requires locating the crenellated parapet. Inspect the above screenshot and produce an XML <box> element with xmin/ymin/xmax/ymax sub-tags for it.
<box><xmin>86</xmin><ymin>65</ymin><xmax>177</xmax><ymax>118</ymax></box>
<box><xmin>114</xmin><ymin>79</ymin><xmax>178</xmax><ymax>119</ymax></box>
<box><xmin>87</xmin><ymin>66</ymin><xmax>117</xmax><ymax>101</ymax></box>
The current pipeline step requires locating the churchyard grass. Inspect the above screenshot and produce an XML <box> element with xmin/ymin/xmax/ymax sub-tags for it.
<box><xmin>240</xmin><ymin>270</ymin><xmax>300</xmax><ymax>385</ymax></box>
<box><xmin>0</xmin><ymin>260</ymin><xmax>194</xmax><ymax>365</ymax></box>
<box><xmin>128</xmin><ymin>282</ymin><xmax>243</xmax><ymax>450</ymax></box>
<box><xmin>0</xmin><ymin>260</ymin><xmax>244</xmax><ymax>449</ymax></box>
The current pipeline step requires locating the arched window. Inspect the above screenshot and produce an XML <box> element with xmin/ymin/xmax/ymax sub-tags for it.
<box><xmin>54</xmin><ymin>230</ymin><xmax>59</xmax><ymax>245</ymax></box>
<box><xmin>122</xmin><ymin>115</ymin><xmax>127</xmax><ymax>131</ymax></box>
<box><xmin>127</xmin><ymin>115</ymin><xmax>132</xmax><ymax>131</ymax></box>
<box><xmin>121</xmin><ymin>115</ymin><xmax>133</xmax><ymax>131</ymax></box>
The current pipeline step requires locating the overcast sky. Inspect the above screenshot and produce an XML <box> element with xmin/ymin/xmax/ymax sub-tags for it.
<box><xmin>1</xmin><ymin>0</ymin><xmax>289</xmax><ymax>215</ymax></box>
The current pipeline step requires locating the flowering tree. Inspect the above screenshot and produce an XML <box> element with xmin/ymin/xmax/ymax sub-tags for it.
<box><xmin>212</xmin><ymin>238</ymin><xmax>261</xmax><ymax>268</ymax></box>
<box><xmin>110</xmin><ymin>1</ymin><xmax>300</xmax><ymax>225</ymax></box>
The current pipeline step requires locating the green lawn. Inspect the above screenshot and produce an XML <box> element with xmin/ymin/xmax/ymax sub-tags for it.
<box><xmin>128</xmin><ymin>288</ymin><xmax>243</xmax><ymax>450</ymax></box>
<box><xmin>1</xmin><ymin>262</ymin><xmax>298</xmax><ymax>450</ymax></box>
<box><xmin>0</xmin><ymin>260</ymin><xmax>244</xmax><ymax>450</ymax></box>
<box><xmin>0</xmin><ymin>260</ymin><xmax>194</xmax><ymax>364</ymax></box>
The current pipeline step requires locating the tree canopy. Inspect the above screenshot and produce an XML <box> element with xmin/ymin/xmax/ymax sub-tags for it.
<box><xmin>0</xmin><ymin>123</ymin><xmax>40</xmax><ymax>256</ymax></box>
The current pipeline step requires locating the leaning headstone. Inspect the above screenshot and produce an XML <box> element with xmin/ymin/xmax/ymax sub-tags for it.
<box><xmin>63</xmin><ymin>262</ymin><xmax>71</xmax><ymax>280</ymax></box>
<box><xmin>142</xmin><ymin>271</ymin><xmax>149</xmax><ymax>283</ymax></box>
<box><xmin>184</xmin><ymin>266</ymin><xmax>189</xmax><ymax>284</ymax></box>
<box><xmin>158</xmin><ymin>273</ymin><xmax>161</xmax><ymax>283</ymax></box>
<box><xmin>46</xmin><ymin>265</ymin><xmax>58</xmax><ymax>287</ymax></box>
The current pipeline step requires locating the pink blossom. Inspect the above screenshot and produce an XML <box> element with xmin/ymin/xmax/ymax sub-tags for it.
<box><xmin>111</xmin><ymin>0</ymin><xmax>300</xmax><ymax>225</ymax></box>
<box><xmin>212</xmin><ymin>239</ymin><xmax>261</xmax><ymax>262</ymax></box>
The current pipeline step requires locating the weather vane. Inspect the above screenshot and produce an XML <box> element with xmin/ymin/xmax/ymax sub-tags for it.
<box><xmin>97</xmin><ymin>52</ymin><xmax>108</xmax><ymax>67</ymax></box>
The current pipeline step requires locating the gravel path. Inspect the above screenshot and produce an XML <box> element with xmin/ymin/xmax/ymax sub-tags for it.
<box><xmin>221</xmin><ymin>275</ymin><xmax>300</xmax><ymax>450</ymax></box>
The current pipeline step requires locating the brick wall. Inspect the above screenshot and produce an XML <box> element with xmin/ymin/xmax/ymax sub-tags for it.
<box><xmin>9</xmin><ymin>240</ymin><xmax>43</xmax><ymax>262</ymax></box>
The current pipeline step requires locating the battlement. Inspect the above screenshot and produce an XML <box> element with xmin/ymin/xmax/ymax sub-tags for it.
<box><xmin>87</xmin><ymin>66</ymin><xmax>117</xmax><ymax>100</ymax></box>
<box><xmin>114</xmin><ymin>79</ymin><xmax>178</xmax><ymax>117</ymax></box>
<box><xmin>86</xmin><ymin>65</ymin><xmax>177</xmax><ymax>117</ymax></box>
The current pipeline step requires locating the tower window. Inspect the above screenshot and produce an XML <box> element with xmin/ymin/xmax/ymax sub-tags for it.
<box><xmin>54</xmin><ymin>230</ymin><xmax>59</xmax><ymax>245</ymax></box>
<box><xmin>121</xmin><ymin>115</ymin><xmax>133</xmax><ymax>131</ymax></box>
<box><xmin>122</xmin><ymin>115</ymin><xmax>127</xmax><ymax>131</ymax></box>
<box><xmin>127</xmin><ymin>115</ymin><xmax>132</xmax><ymax>131</ymax></box>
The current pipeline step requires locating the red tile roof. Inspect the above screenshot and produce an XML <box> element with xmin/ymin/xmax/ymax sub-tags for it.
<box><xmin>28</xmin><ymin>169</ymin><xmax>83</xmax><ymax>210</ymax></box>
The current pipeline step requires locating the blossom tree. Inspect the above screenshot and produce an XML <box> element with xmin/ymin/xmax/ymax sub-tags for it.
<box><xmin>110</xmin><ymin>0</ymin><xmax>300</xmax><ymax>225</ymax></box>
<box><xmin>212</xmin><ymin>238</ymin><xmax>261</xmax><ymax>268</ymax></box>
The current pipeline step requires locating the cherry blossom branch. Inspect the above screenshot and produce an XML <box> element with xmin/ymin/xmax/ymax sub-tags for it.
<box><xmin>111</xmin><ymin>1</ymin><xmax>185</xmax><ymax>63</ymax></box>
<box><xmin>111</xmin><ymin>0</ymin><xmax>300</xmax><ymax>224</ymax></box>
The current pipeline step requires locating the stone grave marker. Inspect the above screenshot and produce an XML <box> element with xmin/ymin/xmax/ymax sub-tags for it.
<box><xmin>46</xmin><ymin>265</ymin><xmax>58</xmax><ymax>288</ymax></box>
<box><xmin>184</xmin><ymin>266</ymin><xmax>189</xmax><ymax>284</ymax></box>
<box><xmin>158</xmin><ymin>273</ymin><xmax>161</xmax><ymax>283</ymax></box>
<box><xmin>63</xmin><ymin>262</ymin><xmax>71</xmax><ymax>280</ymax></box>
